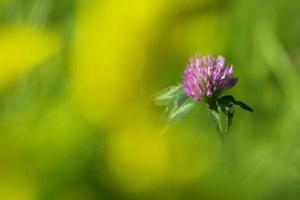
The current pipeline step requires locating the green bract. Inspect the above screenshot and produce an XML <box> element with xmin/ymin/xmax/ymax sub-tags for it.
<box><xmin>155</xmin><ymin>85</ymin><xmax>253</xmax><ymax>139</ymax></box>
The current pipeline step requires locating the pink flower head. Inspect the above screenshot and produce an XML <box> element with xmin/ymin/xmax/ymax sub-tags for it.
<box><xmin>183</xmin><ymin>54</ymin><xmax>238</xmax><ymax>101</ymax></box>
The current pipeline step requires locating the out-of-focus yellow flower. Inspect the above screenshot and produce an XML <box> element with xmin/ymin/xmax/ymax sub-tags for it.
<box><xmin>71</xmin><ymin>0</ymin><xmax>165</xmax><ymax>123</ymax></box>
<box><xmin>0</xmin><ymin>26</ymin><xmax>61</xmax><ymax>88</ymax></box>
<box><xmin>104</xmin><ymin>107</ymin><xmax>216</xmax><ymax>193</ymax></box>
<box><xmin>71</xmin><ymin>0</ymin><xmax>211</xmax><ymax>124</ymax></box>
<box><xmin>105</xmin><ymin>111</ymin><xmax>170</xmax><ymax>192</ymax></box>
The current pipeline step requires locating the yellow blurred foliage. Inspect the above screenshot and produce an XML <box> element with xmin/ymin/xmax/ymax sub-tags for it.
<box><xmin>71</xmin><ymin>0</ymin><xmax>211</xmax><ymax>123</ymax></box>
<box><xmin>105</xmin><ymin>110</ymin><xmax>169</xmax><ymax>192</ymax></box>
<box><xmin>71</xmin><ymin>0</ymin><xmax>166</xmax><ymax>123</ymax></box>
<box><xmin>0</xmin><ymin>26</ymin><xmax>61</xmax><ymax>88</ymax></box>
<box><xmin>105</xmin><ymin>108</ymin><xmax>216</xmax><ymax>193</ymax></box>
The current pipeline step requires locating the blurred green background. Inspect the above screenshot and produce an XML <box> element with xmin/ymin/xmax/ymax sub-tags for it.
<box><xmin>0</xmin><ymin>0</ymin><xmax>300</xmax><ymax>199</ymax></box>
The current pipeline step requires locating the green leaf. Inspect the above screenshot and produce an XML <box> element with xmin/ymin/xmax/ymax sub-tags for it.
<box><xmin>167</xmin><ymin>98</ymin><xmax>195</xmax><ymax>122</ymax></box>
<box><xmin>235</xmin><ymin>101</ymin><xmax>254</xmax><ymax>112</ymax></box>
<box><xmin>154</xmin><ymin>85</ymin><xmax>183</xmax><ymax>106</ymax></box>
<box><xmin>208</xmin><ymin>103</ymin><xmax>222</xmax><ymax>134</ymax></box>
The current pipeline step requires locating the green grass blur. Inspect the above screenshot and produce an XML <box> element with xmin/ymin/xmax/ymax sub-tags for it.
<box><xmin>0</xmin><ymin>0</ymin><xmax>299</xmax><ymax>199</ymax></box>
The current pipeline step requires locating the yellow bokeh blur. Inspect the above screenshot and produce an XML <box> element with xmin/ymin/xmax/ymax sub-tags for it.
<box><xmin>0</xmin><ymin>26</ymin><xmax>61</xmax><ymax>88</ymax></box>
<box><xmin>71</xmin><ymin>0</ymin><xmax>165</xmax><ymax>123</ymax></box>
<box><xmin>105</xmin><ymin>107</ymin><xmax>216</xmax><ymax>193</ymax></box>
<box><xmin>71</xmin><ymin>0</ymin><xmax>211</xmax><ymax>123</ymax></box>
<box><xmin>102</xmin><ymin>108</ymin><xmax>167</xmax><ymax>191</ymax></box>
<box><xmin>0</xmin><ymin>0</ymin><xmax>298</xmax><ymax>199</ymax></box>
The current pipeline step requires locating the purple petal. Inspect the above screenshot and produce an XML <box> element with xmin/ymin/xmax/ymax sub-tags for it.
<box><xmin>216</xmin><ymin>56</ymin><xmax>225</xmax><ymax>68</ymax></box>
<box><xmin>182</xmin><ymin>54</ymin><xmax>238</xmax><ymax>101</ymax></box>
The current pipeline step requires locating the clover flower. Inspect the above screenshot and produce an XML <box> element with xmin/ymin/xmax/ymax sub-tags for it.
<box><xmin>155</xmin><ymin>53</ymin><xmax>253</xmax><ymax>139</ymax></box>
<box><xmin>183</xmin><ymin>55</ymin><xmax>238</xmax><ymax>102</ymax></box>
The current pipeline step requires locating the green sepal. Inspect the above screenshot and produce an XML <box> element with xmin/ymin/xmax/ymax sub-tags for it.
<box><xmin>154</xmin><ymin>84</ymin><xmax>196</xmax><ymax>123</ymax></box>
<box><xmin>217</xmin><ymin>95</ymin><xmax>254</xmax><ymax>112</ymax></box>
<box><xmin>168</xmin><ymin>97</ymin><xmax>195</xmax><ymax>122</ymax></box>
<box><xmin>208</xmin><ymin>102</ymin><xmax>222</xmax><ymax>134</ymax></box>
<box><xmin>154</xmin><ymin>85</ymin><xmax>183</xmax><ymax>106</ymax></box>
<box><xmin>235</xmin><ymin>100</ymin><xmax>254</xmax><ymax>112</ymax></box>
<box><xmin>216</xmin><ymin>96</ymin><xmax>235</xmax><ymax>133</ymax></box>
